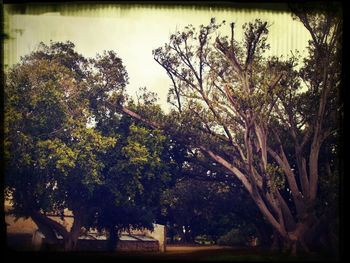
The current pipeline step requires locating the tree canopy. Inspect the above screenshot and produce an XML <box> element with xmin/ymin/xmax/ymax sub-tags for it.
<box><xmin>4</xmin><ymin>42</ymin><xmax>171</xmax><ymax>250</ymax></box>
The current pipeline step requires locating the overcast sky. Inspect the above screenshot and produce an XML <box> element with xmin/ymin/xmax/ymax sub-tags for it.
<box><xmin>4</xmin><ymin>4</ymin><xmax>310</xmax><ymax>111</ymax></box>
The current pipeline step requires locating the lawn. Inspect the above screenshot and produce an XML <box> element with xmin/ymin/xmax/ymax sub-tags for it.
<box><xmin>4</xmin><ymin>245</ymin><xmax>338</xmax><ymax>262</ymax></box>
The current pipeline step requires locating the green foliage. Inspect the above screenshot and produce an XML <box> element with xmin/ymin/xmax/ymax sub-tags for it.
<box><xmin>85</xmin><ymin>114</ymin><xmax>175</xmax><ymax>234</ymax></box>
<box><xmin>265</xmin><ymin>163</ymin><xmax>285</xmax><ymax>191</ymax></box>
<box><xmin>217</xmin><ymin>224</ymin><xmax>256</xmax><ymax>246</ymax></box>
<box><xmin>4</xmin><ymin>41</ymin><xmax>123</xmax><ymax>217</ymax></box>
<box><xmin>4</xmin><ymin>41</ymin><xmax>177</xmax><ymax>243</ymax></box>
<box><xmin>37</xmin><ymin>139</ymin><xmax>78</xmax><ymax>174</ymax></box>
<box><xmin>160</xmin><ymin>176</ymin><xmax>267</xmax><ymax>243</ymax></box>
<box><xmin>123</xmin><ymin>124</ymin><xmax>164</xmax><ymax>166</ymax></box>
<box><xmin>217</xmin><ymin>229</ymin><xmax>245</xmax><ymax>246</ymax></box>
<box><xmin>4</xmin><ymin>41</ymin><xmax>183</xmax><ymax>244</ymax></box>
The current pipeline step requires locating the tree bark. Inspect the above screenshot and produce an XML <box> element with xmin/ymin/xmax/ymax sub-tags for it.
<box><xmin>30</xmin><ymin>213</ymin><xmax>60</xmax><ymax>249</ymax></box>
<box><xmin>30</xmin><ymin>209</ymin><xmax>84</xmax><ymax>251</ymax></box>
<box><xmin>63</xmin><ymin>209</ymin><xmax>83</xmax><ymax>251</ymax></box>
<box><xmin>30</xmin><ymin>210</ymin><xmax>69</xmax><ymax>250</ymax></box>
<box><xmin>254</xmin><ymin>222</ymin><xmax>272</xmax><ymax>248</ymax></box>
<box><xmin>107</xmin><ymin>225</ymin><xmax>120</xmax><ymax>252</ymax></box>
<box><xmin>270</xmin><ymin>230</ymin><xmax>281</xmax><ymax>251</ymax></box>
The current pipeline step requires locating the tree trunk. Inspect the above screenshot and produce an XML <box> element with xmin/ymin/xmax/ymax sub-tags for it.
<box><xmin>107</xmin><ymin>225</ymin><xmax>119</xmax><ymax>252</ymax></box>
<box><xmin>168</xmin><ymin>224</ymin><xmax>175</xmax><ymax>244</ymax></box>
<box><xmin>254</xmin><ymin>223</ymin><xmax>272</xmax><ymax>248</ymax></box>
<box><xmin>63</xmin><ymin>227</ymin><xmax>82</xmax><ymax>251</ymax></box>
<box><xmin>270</xmin><ymin>230</ymin><xmax>281</xmax><ymax>252</ymax></box>
<box><xmin>31</xmin><ymin>214</ymin><xmax>59</xmax><ymax>249</ymax></box>
<box><xmin>63</xmin><ymin>208</ymin><xmax>83</xmax><ymax>251</ymax></box>
<box><xmin>30</xmin><ymin>210</ymin><xmax>69</xmax><ymax>250</ymax></box>
<box><xmin>63</xmin><ymin>234</ymin><xmax>78</xmax><ymax>251</ymax></box>
<box><xmin>304</xmin><ymin>205</ymin><xmax>338</xmax><ymax>252</ymax></box>
<box><xmin>289</xmin><ymin>235</ymin><xmax>310</xmax><ymax>256</ymax></box>
<box><xmin>183</xmin><ymin>225</ymin><xmax>195</xmax><ymax>243</ymax></box>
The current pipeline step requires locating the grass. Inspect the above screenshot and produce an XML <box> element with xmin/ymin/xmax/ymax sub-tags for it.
<box><xmin>109</xmin><ymin>246</ymin><xmax>336</xmax><ymax>262</ymax></box>
<box><xmin>5</xmin><ymin>245</ymin><xmax>338</xmax><ymax>262</ymax></box>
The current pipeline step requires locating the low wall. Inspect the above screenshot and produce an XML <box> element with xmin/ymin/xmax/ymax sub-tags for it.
<box><xmin>127</xmin><ymin>224</ymin><xmax>166</xmax><ymax>252</ymax></box>
<box><xmin>117</xmin><ymin>240</ymin><xmax>159</xmax><ymax>252</ymax></box>
<box><xmin>76</xmin><ymin>240</ymin><xmax>108</xmax><ymax>251</ymax></box>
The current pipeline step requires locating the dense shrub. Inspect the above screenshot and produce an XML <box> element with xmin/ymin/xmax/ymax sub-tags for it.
<box><xmin>217</xmin><ymin>224</ymin><xmax>257</xmax><ymax>246</ymax></box>
<box><xmin>217</xmin><ymin>229</ymin><xmax>245</xmax><ymax>246</ymax></box>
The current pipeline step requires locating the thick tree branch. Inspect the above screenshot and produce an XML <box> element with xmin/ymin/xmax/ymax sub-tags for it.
<box><xmin>215</xmin><ymin>37</ymin><xmax>243</xmax><ymax>74</ymax></box>
<box><xmin>30</xmin><ymin>211</ymin><xmax>69</xmax><ymax>239</ymax></box>
<box><xmin>276</xmin><ymin>190</ymin><xmax>297</xmax><ymax>231</ymax></box>
<box><xmin>267</xmin><ymin>144</ymin><xmax>306</xmax><ymax>216</ymax></box>
<box><xmin>120</xmin><ymin>107</ymin><xmax>161</xmax><ymax>130</ymax></box>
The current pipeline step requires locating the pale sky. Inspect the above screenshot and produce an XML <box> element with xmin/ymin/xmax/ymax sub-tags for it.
<box><xmin>4</xmin><ymin>4</ymin><xmax>310</xmax><ymax>111</ymax></box>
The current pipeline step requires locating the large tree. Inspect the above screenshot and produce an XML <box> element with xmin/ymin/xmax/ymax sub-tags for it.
<box><xmin>86</xmin><ymin>111</ymin><xmax>172</xmax><ymax>251</ymax></box>
<box><xmin>4</xmin><ymin>42</ymin><xmax>127</xmax><ymax>250</ymax></box>
<box><xmin>4</xmin><ymin>42</ymin><xmax>180</xmax><ymax>251</ymax></box>
<box><xmin>118</xmin><ymin>5</ymin><xmax>341</xmax><ymax>255</ymax></box>
<box><xmin>4</xmin><ymin>42</ymin><xmax>116</xmax><ymax>250</ymax></box>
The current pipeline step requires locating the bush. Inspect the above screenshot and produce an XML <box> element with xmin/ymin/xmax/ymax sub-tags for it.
<box><xmin>217</xmin><ymin>229</ymin><xmax>246</xmax><ymax>246</ymax></box>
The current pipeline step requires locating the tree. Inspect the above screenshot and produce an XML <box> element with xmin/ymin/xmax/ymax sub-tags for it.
<box><xmin>288</xmin><ymin>3</ymin><xmax>342</xmax><ymax>254</ymax></box>
<box><xmin>161</xmin><ymin>177</ymin><xmax>270</xmax><ymax>245</ymax></box>
<box><xmin>158</xmin><ymin>141</ymin><xmax>272</xmax><ymax>245</ymax></box>
<box><xmin>4</xmin><ymin>43</ymin><xmax>179</xmax><ymax>252</ymax></box>
<box><xmin>86</xmin><ymin>111</ymin><xmax>172</xmax><ymax>251</ymax></box>
<box><xmin>118</xmin><ymin>5</ymin><xmax>341</xmax><ymax>255</ymax></box>
<box><xmin>4</xmin><ymin>41</ymin><xmax>127</xmax><ymax>250</ymax></box>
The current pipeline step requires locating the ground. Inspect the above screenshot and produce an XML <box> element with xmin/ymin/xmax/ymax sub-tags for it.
<box><xmin>4</xmin><ymin>244</ymin><xmax>338</xmax><ymax>262</ymax></box>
